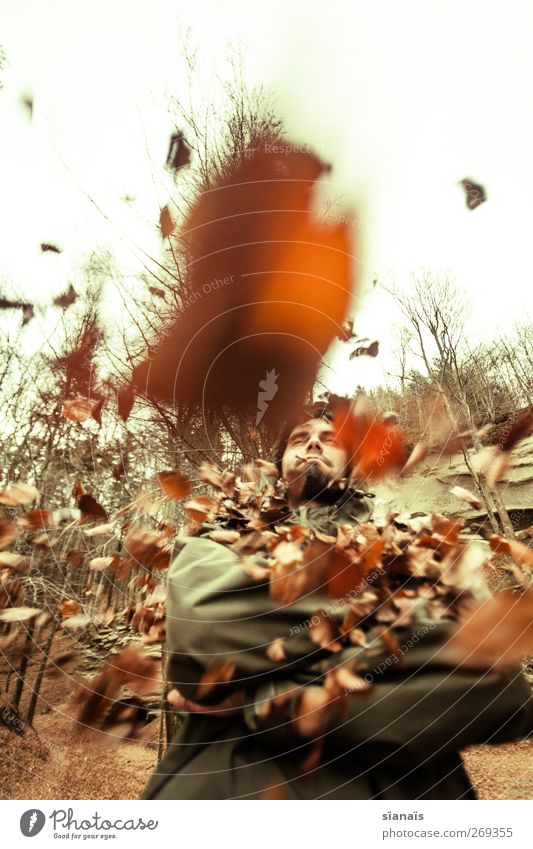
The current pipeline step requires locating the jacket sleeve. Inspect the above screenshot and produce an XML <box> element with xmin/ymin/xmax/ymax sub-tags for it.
<box><xmin>164</xmin><ymin>535</ymin><xmax>330</xmax><ymax>701</ymax></box>
<box><xmin>244</xmin><ymin>622</ymin><xmax>533</xmax><ymax>764</ymax></box>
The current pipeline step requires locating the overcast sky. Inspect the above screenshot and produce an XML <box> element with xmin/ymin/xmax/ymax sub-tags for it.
<box><xmin>1</xmin><ymin>0</ymin><xmax>532</xmax><ymax>394</ymax></box>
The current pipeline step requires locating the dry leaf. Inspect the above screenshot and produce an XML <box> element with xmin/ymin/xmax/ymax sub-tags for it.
<box><xmin>450</xmin><ymin>485</ymin><xmax>482</xmax><ymax>510</ymax></box>
<box><xmin>157</xmin><ymin>470</ymin><xmax>192</xmax><ymax>500</ymax></box>
<box><xmin>196</xmin><ymin>661</ymin><xmax>236</xmax><ymax>700</ymax></box>
<box><xmin>0</xmin><ymin>482</ymin><xmax>40</xmax><ymax>506</ymax></box>
<box><xmin>266</xmin><ymin>638</ymin><xmax>287</xmax><ymax>662</ymax></box>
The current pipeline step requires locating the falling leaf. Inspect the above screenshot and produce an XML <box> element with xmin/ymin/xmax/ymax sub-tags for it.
<box><xmin>0</xmin><ymin>482</ymin><xmax>40</xmax><ymax>506</ymax></box>
<box><xmin>337</xmin><ymin>318</ymin><xmax>355</xmax><ymax>341</ymax></box>
<box><xmin>309</xmin><ymin>610</ymin><xmax>343</xmax><ymax>651</ymax></box>
<box><xmin>149</xmin><ymin>286</ymin><xmax>166</xmax><ymax>299</ymax></box>
<box><xmin>17</xmin><ymin>509</ymin><xmax>50</xmax><ymax>530</ymax></box>
<box><xmin>208</xmin><ymin>529</ymin><xmax>241</xmax><ymax>544</ymax></box>
<box><xmin>166</xmin><ymin>131</ymin><xmax>191</xmax><ymax>171</ymax></box>
<box><xmin>66</xmin><ymin>550</ymin><xmax>85</xmax><ymax>569</ymax></box>
<box><xmin>293</xmin><ymin>685</ymin><xmax>331</xmax><ymax>737</ymax></box>
<box><xmin>123</xmin><ymin>526</ymin><xmax>171</xmax><ymax>571</ymax></box>
<box><xmin>40</xmin><ymin>242</ymin><xmax>61</xmax><ymax>253</ymax></box>
<box><xmin>331</xmin><ymin>402</ymin><xmax>407</xmax><ymax>481</ymax></box>
<box><xmin>117</xmin><ymin>385</ymin><xmax>135</xmax><ymax>421</ymax></box>
<box><xmin>63</xmin><ymin>397</ymin><xmax>103</xmax><ymax>424</ymax></box>
<box><xmin>129</xmin><ymin>142</ymin><xmax>356</xmax><ymax>423</ymax></box>
<box><xmin>198</xmin><ymin>463</ymin><xmax>236</xmax><ymax>496</ymax></box>
<box><xmin>446</xmin><ymin>588</ymin><xmax>533</xmax><ymax>667</ymax></box>
<box><xmin>74</xmin><ymin>644</ymin><xmax>160</xmax><ymax>729</ymax></box>
<box><xmin>400</xmin><ymin>441</ymin><xmax>428</xmax><ymax>477</ymax></box>
<box><xmin>240</xmin><ymin>557</ymin><xmax>271</xmax><ymax>580</ymax></box>
<box><xmin>53</xmin><ymin>284</ymin><xmax>77</xmax><ymax>309</ymax></box>
<box><xmin>159</xmin><ymin>205</ymin><xmax>175</xmax><ymax>239</ymax></box>
<box><xmin>450</xmin><ymin>485</ymin><xmax>482</xmax><ymax>510</ymax></box>
<box><xmin>88</xmin><ymin>556</ymin><xmax>114</xmax><ymax>572</ymax></box>
<box><xmin>349</xmin><ymin>339</ymin><xmax>379</xmax><ymax>359</ymax></box>
<box><xmin>62</xmin><ymin>613</ymin><xmax>92</xmax><ymax>630</ymax></box>
<box><xmin>59</xmin><ymin>599</ymin><xmax>80</xmax><ymax>619</ymax></box>
<box><xmin>489</xmin><ymin>534</ymin><xmax>533</xmax><ymax>570</ymax></box>
<box><xmin>185</xmin><ymin>496</ymin><xmax>218</xmax><ymax>524</ymax></box>
<box><xmin>0</xmin><ymin>552</ymin><xmax>28</xmax><ymax>571</ymax></box>
<box><xmin>266</xmin><ymin>638</ymin><xmax>287</xmax><ymax>662</ymax></box>
<box><xmin>460</xmin><ymin>178</ymin><xmax>487</xmax><ymax>210</ymax></box>
<box><xmin>77</xmin><ymin>493</ymin><xmax>108</xmax><ymax>523</ymax></box>
<box><xmin>196</xmin><ymin>661</ymin><xmax>236</xmax><ymax>701</ymax></box>
<box><xmin>0</xmin><ymin>519</ymin><xmax>19</xmax><ymax>549</ymax></box>
<box><xmin>157</xmin><ymin>470</ymin><xmax>192</xmax><ymax>500</ymax></box>
<box><xmin>0</xmin><ymin>607</ymin><xmax>42</xmax><ymax>623</ymax></box>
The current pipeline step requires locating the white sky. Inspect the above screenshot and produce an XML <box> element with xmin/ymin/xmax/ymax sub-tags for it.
<box><xmin>1</xmin><ymin>0</ymin><xmax>533</xmax><ymax>395</ymax></box>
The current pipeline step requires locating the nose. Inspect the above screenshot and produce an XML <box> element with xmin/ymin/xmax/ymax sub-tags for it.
<box><xmin>305</xmin><ymin>433</ymin><xmax>323</xmax><ymax>454</ymax></box>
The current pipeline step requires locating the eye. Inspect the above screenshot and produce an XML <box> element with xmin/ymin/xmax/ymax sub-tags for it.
<box><xmin>291</xmin><ymin>434</ymin><xmax>306</xmax><ymax>445</ymax></box>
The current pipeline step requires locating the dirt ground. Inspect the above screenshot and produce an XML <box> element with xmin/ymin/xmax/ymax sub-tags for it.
<box><xmin>1</xmin><ymin>633</ymin><xmax>532</xmax><ymax>800</ymax></box>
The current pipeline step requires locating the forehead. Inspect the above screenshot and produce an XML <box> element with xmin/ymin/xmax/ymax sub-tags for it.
<box><xmin>287</xmin><ymin>417</ymin><xmax>334</xmax><ymax>440</ymax></box>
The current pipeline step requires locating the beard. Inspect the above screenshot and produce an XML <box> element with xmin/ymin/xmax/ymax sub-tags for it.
<box><xmin>287</xmin><ymin>460</ymin><xmax>345</xmax><ymax>506</ymax></box>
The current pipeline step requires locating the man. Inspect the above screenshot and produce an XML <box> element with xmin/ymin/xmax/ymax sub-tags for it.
<box><xmin>141</xmin><ymin>403</ymin><xmax>533</xmax><ymax>800</ymax></box>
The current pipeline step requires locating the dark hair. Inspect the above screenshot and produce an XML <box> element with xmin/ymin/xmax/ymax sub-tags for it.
<box><xmin>272</xmin><ymin>396</ymin><xmax>343</xmax><ymax>476</ymax></box>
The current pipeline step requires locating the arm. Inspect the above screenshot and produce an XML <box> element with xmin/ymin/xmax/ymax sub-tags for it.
<box><xmin>243</xmin><ymin>622</ymin><xmax>533</xmax><ymax>764</ymax></box>
<box><xmin>164</xmin><ymin>535</ymin><xmax>330</xmax><ymax>702</ymax></box>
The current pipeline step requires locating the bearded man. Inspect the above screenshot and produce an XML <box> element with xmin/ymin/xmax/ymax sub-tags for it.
<box><xmin>141</xmin><ymin>402</ymin><xmax>533</xmax><ymax>800</ymax></box>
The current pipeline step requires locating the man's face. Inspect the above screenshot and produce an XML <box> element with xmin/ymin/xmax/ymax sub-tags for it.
<box><xmin>281</xmin><ymin>417</ymin><xmax>349</xmax><ymax>504</ymax></box>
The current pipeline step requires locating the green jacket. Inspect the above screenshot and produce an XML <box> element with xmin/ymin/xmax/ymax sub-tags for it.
<box><xmin>141</xmin><ymin>497</ymin><xmax>533</xmax><ymax>800</ymax></box>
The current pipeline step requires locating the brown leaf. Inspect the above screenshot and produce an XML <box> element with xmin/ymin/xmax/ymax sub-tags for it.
<box><xmin>62</xmin><ymin>398</ymin><xmax>93</xmax><ymax>423</ymax></box>
<box><xmin>75</xmin><ymin>644</ymin><xmax>160</xmax><ymax>728</ymax></box>
<box><xmin>159</xmin><ymin>204</ymin><xmax>175</xmax><ymax>238</ymax></box>
<box><xmin>266</xmin><ymin>638</ymin><xmax>287</xmax><ymax>662</ymax></box>
<box><xmin>208</xmin><ymin>529</ymin><xmax>241</xmax><ymax>544</ymax></box>
<box><xmin>240</xmin><ymin>557</ymin><xmax>271</xmax><ymax>581</ymax></box>
<box><xmin>0</xmin><ymin>552</ymin><xmax>29</xmax><ymax>572</ymax></box>
<box><xmin>123</xmin><ymin>527</ymin><xmax>171</xmax><ymax>571</ymax></box>
<box><xmin>130</xmin><ymin>143</ymin><xmax>355</xmax><ymax>423</ymax></box>
<box><xmin>77</xmin><ymin>493</ymin><xmax>108</xmax><ymax>523</ymax></box>
<box><xmin>446</xmin><ymin>588</ymin><xmax>533</xmax><ymax>667</ymax></box>
<box><xmin>53</xmin><ymin>283</ymin><xmax>77</xmax><ymax>309</ymax></box>
<box><xmin>400</xmin><ymin>441</ymin><xmax>428</xmax><ymax>477</ymax></box>
<box><xmin>88</xmin><ymin>556</ymin><xmax>114</xmax><ymax>572</ymax></box>
<box><xmin>0</xmin><ymin>482</ymin><xmax>40</xmax><ymax>506</ymax></box>
<box><xmin>59</xmin><ymin>599</ymin><xmax>80</xmax><ymax>619</ymax></box>
<box><xmin>0</xmin><ymin>518</ymin><xmax>18</xmax><ymax>549</ymax></box>
<box><xmin>196</xmin><ymin>661</ymin><xmax>236</xmax><ymax>701</ymax></box>
<box><xmin>460</xmin><ymin>177</ymin><xmax>487</xmax><ymax>210</ymax></box>
<box><xmin>157</xmin><ymin>470</ymin><xmax>192</xmax><ymax>500</ymax></box>
<box><xmin>489</xmin><ymin>535</ymin><xmax>533</xmax><ymax>570</ymax></box>
<box><xmin>198</xmin><ymin>463</ymin><xmax>236</xmax><ymax>496</ymax></box>
<box><xmin>0</xmin><ymin>607</ymin><xmax>42</xmax><ymax>623</ymax></box>
<box><xmin>331</xmin><ymin>402</ymin><xmax>408</xmax><ymax>481</ymax></box>
<box><xmin>17</xmin><ymin>510</ymin><xmax>50</xmax><ymax>530</ymax></box>
<box><xmin>293</xmin><ymin>686</ymin><xmax>331</xmax><ymax>737</ymax></box>
<box><xmin>450</xmin><ymin>485</ymin><xmax>482</xmax><ymax>510</ymax></box>
<box><xmin>309</xmin><ymin>610</ymin><xmax>343</xmax><ymax>652</ymax></box>
<box><xmin>66</xmin><ymin>550</ymin><xmax>85</xmax><ymax>569</ymax></box>
<box><xmin>184</xmin><ymin>496</ymin><xmax>218</xmax><ymax>524</ymax></box>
